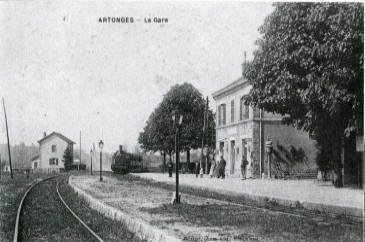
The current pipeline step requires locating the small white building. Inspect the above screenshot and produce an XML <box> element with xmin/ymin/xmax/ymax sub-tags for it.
<box><xmin>31</xmin><ymin>155</ymin><xmax>39</xmax><ymax>171</ymax></box>
<box><xmin>3</xmin><ymin>165</ymin><xmax>10</xmax><ymax>172</ymax></box>
<box><xmin>35</xmin><ymin>132</ymin><xmax>75</xmax><ymax>173</ymax></box>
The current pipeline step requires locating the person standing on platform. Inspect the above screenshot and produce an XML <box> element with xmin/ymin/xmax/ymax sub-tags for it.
<box><xmin>219</xmin><ymin>156</ymin><xmax>226</xmax><ymax>179</ymax></box>
<box><xmin>195</xmin><ymin>160</ymin><xmax>200</xmax><ymax>178</ymax></box>
<box><xmin>209</xmin><ymin>155</ymin><xmax>216</xmax><ymax>178</ymax></box>
<box><xmin>215</xmin><ymin>158</ymin><xmax>221</xmax><ymax>178</ymax></box>
<box><xmin>241</xmin><ymin>156</ymin><xmax>249</xmax><ymax>180</ymax></box>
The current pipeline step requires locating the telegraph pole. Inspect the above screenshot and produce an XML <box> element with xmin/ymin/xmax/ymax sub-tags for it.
<box><xmin>2</xmin><ymin>98</ymin><xmax>13</xmax><ymax>179</ymax></box>
<box><xmin>79</xmin><ymin>131</ymin><xmax>81</xmax><ymax>171</ymax></box>
<box><xmin>200</xmin><ymin>97</ymin><xmax>208</xmax><ymax>177</ymax></box>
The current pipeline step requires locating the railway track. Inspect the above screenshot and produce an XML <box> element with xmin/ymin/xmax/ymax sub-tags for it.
<box><xmin>13</xmin><ymin>175</ymin><xmax>105</xmax><ymax>242</ymax></box>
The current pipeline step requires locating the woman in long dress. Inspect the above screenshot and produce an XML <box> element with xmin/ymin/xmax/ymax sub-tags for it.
<box><xmin>209</xmin><ymin>155</ymin><xmax>216</xmax><ymax>178</ymax></box>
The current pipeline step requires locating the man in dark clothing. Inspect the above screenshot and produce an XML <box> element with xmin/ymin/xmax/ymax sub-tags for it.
<box><xmin>168</xmin><ymin>162</ymin><xmax>173</xmax><ymax>177</ymax></box>
<box><xmin>219</xmin><ymin>156</ymin><xmax>226</xmax><ymax>179</ymax></box>
<box><xmin>195</xmin><ymin>161</ymin><xmax>200</xmax><ymax>178</ymax></box>
<box><xmin>241</xmin><ymin>156</ymin><xmax>249</xmax><ymax>180</ymax></box>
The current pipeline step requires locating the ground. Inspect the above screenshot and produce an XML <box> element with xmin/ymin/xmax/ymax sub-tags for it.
<box><xmin>70</xmin><ymin>173</ymin><xmax>363</xmax><ymax>242</ymax></box>
<box><xmin>0</xmin><ymin>172</ymin><xmax>52</xmax><ymax>242</ymax></box>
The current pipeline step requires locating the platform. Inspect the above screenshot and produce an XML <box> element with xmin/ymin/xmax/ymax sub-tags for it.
<box><xmin>134</xmin><ymin>173</ymin><xmax>363</xmax><ymax>217</ymax></box>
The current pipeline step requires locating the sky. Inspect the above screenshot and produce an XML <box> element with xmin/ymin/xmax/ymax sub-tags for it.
<box><xmin>0</xmin><ymin>1</ymin><xmax>274</xmax><ymax>153</ymax></box>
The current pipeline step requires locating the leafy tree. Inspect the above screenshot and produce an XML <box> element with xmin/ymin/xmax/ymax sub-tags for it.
<box><xmin>138</xmin><ymin>83</ymin><xmax>215</xmax><ymax>169</ymax></box>
<box><xmin>244</xmin><ymin>3</ymin><xmax>363</xmax><ymax>187</ymax></box>
<box><xmin>62</xmin><ymin>146</ymin><xmax>73</xmax><ymax>170</ymax></box>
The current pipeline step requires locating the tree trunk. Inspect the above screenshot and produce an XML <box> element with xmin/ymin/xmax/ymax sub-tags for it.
<box><xmin>332</xmin><ymin>139</ymin><xmax>343</xmax><ymax>188</ymax></box>
<box><xmin>187</xmin><ymin>149</ymin><xmax>190</xmax><ymax>171</ymax></box>
<box><xmin>163</xmin><ymin>152</ymin><xmax>166</xmax><ymax>173</ymax></box>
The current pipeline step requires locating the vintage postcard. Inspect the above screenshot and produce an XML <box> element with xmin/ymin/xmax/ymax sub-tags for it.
<box><xmin>0</xmin><ymin>1</ymin><xmax>363</xmax><ymax>242</ymax></box>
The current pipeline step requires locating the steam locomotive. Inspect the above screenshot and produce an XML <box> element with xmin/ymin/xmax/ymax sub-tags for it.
<box><xmin>111</xmin><ymin>145</ymin><xmax>143</xmax><ymax>174</ymax></box>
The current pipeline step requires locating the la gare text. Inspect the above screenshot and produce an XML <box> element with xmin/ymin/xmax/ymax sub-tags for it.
<box><xmin>144</xmin><ymin>17</ymin><xmax>168</xmax><ymax>23</ymax></box>
<box><xmin>98</xmin><ymin>17</ymin><xmax>168</xmax><ymax>23</ymax></box>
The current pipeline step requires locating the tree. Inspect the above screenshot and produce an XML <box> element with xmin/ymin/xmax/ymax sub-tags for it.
<box><xmin>138</xmin><ymin>83</ymin><xmax>215</xmax><ymax>169</ymax></box>
<box><xmin>244</xmin><ymin>3</ymin><xmax>363</xmax><ymax>187</ymax></box>
<box><xmin>62</xmin><ymin>146</ymin><xmax>73</xmax><ymax>170</ymax></box>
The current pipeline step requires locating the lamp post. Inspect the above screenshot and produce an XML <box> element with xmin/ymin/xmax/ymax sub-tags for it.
<box><xmin>203</xmin><ymin>145</ymin><xmax>208</xmax><ymax>175</ymax></box>
<box><xmin>265</xmin><ymin>136</ymin><xmax>273</xmax><ymax>179</ymax></box>
<box><xmin>90</xmin><ymin>149</ymin><xmax>93</xmax><ymax>175</ymax></box>
<box><xmin>99</xmin><ymin>140</ymin><xmax>104</xmax><ymax>181</ymax></box>
<box><xmin>172</xmin><ymin>110</ymin><xmax>183</xmax><ymax>204</ymax></box>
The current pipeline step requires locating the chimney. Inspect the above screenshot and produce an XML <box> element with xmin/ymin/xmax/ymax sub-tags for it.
<box><xmin>242</xmin><ymin>51</ymin><xmax>247</xmax><ymax>76</ymax></box>
<box><xmin>43</xmin><ymin>132</ymin><xmax>47</xmax><ymax>138</ymax></box>
<box><xmin>119</xmin><ymin>145</ymin><xmax>123</xmax><ymax>154</ymax></box>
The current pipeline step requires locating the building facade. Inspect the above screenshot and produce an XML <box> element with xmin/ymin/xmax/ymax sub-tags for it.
<box><xmin>212</xmin><ymin>77</ymin><xmax>317</xmax><ymax>178</ymax></box>
<box><xmin>35</xmin><ymin>132</ymin><xmax>75</xmax><ymax>173</ymax></box>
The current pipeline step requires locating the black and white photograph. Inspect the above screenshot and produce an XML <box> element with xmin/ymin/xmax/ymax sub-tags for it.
<box><xmin>0</xmin><ymin>1</ymin><xmax>363</xmax><ymax>242</ymax></box>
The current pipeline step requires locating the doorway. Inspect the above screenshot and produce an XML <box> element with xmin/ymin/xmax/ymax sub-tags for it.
<box><xmin>219</xmin><ymin>142</ymin><xmax>225</xmax><ymax>158</ymax></box>
<box><xmin>242</xmin><ymin>139</ymin><xmax>247</xmax><ymax>160</ymax></box>
<box><xmin>230</xmin><ymin>140</ymin><xmax>235</xmax><ymax>174</ymax></box>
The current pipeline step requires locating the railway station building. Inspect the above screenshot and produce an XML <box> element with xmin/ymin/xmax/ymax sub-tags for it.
<box><xmin>212</xmin><ymin>74</ymin><xmax>317</xmax><ymax>179</ymax></box>
<box><xmin>32</xmin><ymin>132</ymin><xmax>75</xmax><ymax>173</ymax></box>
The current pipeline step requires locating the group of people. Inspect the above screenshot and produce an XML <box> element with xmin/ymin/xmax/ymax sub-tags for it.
<box><xmin>209</xmin><ymin>155</ymin><xmax>227</xmax><ymax>179</ymax></box>
<box><xmin>194</xmin><ymin>151</ymin><xmax>250</xmax><ymax>180</ymax></box>
<box><xmin>208</xmin><ymin>154</ymin><xmax>250</xmax><ymax>180</ymax></box>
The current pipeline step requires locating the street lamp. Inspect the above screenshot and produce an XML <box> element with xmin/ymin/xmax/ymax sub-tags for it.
<box><xmin>99</xmin><ymin>140</ymin><xmax>104</xmax><ymax>181</ymax></box>
<box><xmin>171</xmin><ymin>110</ymin><xmax>183</xmax><ymax>204</ymax></box>
<box><xmin>265</xmin><ymin>136</ymin><xmax>273</xmax><ymax>179</ymax></box>
<box><xmin>203</xmin><ymin>145</ymin><xmax>208</xmax><ymax>176</ymax></box>
<box><xmin>90</xmin><ymin>149</ymin><xmax>93</xmax><ymax>175</ymax></box>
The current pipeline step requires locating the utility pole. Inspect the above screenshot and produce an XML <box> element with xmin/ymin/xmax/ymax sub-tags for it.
<box><xmin>205</xmin><ymin>108</ymin><xmax>210</xmax><ymax>174</ymax></box>
<box><xmin>79</xmin><ymin>131</ymin><xmax>81</xmax><ymax>172</ymax></box>
<box><xmin>200</xmin><ymin>97</ymin><xmax>208</xmax><ymax>177</ymax></box>
<box><xmin>2</xmin><ymin>98</ymin><xmax>13</xmax><ymax>179</ymax></box>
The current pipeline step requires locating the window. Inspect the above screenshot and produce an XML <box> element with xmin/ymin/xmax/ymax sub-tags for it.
<box><xmin>51</xmin><ymin>145</ymin><xmax>57</xmax><ymax>152</ymax></box>
<box><xmin>49</xmin><ymin>158</ymin><xmax>59</xmax><ymax>165</ymax></box>
<box><xmin>244</xmin><ymin>103</ymin><xmax>249</xmax><ymax>119</ymax></box>
<box><xmin>218</xmin><ymin>104</ymin><xmax>226</xmax><ymax>126</ymax></box>
<box><xmin>240</xmin><ymin>97</ymin><xmax>243</xmax><ymax>120</ymax></box>
<box><xmin>222</xmin><ymin>103</ymin><xmax>226</xmax><ymax>125</ymax></box>
<box><xmin>231</xmin><ymin>100</ymin><xmax>235</xmax><ymax>123</ymax></box>
<box><xmin>240</xmin><ymin>96</ymin><xmax>250</xmax><ymax>120</ymax></box>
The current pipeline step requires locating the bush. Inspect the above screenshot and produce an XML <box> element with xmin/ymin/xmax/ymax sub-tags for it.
<box><xmin>64</xmin><ymin>164</ymin><xmax>86</xmax><ymax>171</ymax></box>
